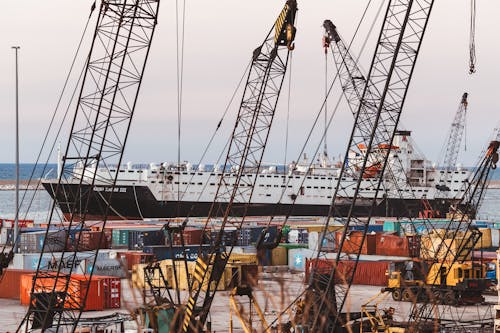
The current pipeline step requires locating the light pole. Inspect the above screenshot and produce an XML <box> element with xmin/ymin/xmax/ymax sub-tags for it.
<box><xmin>12</xmin><ymin>46</ymin><xmax>20</xmax><ymax>253</ymax></box>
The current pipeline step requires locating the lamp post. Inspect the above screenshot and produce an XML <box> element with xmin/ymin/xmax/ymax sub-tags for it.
<box><xmin>12</xmin><ymin>46</ymin><xmax>20</xmax><ymax>253</ymax></box>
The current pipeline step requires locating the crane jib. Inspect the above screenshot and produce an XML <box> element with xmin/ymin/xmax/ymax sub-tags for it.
<box><xmin>274</xmin><ymin>1</ymin><xmax>297</xmax><ymax>49</ymax></box>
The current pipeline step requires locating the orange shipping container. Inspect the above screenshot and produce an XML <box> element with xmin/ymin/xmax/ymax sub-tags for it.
<box><xmin>335</xmin><ymin>231</ymin><xmax>376</xmax><ymax>255</ymax></box>
<box><xmin>305</xmin><ymin>259</ymin><xmax>389</xmax><ymax>286</ymax></box>
<box><xmin>375</xmin><ymin>233</ymin><xmax>410</xmax><ymax>257</ymax></box>
<box><xmin>0</xmin><ymin>269</ymin><xmax>34</xmax><ymax>299</ymax></box>
<box><xmin>20</xmin><ymin>273</ymin><xmax>104</xmax><ymax>311</ymax></box>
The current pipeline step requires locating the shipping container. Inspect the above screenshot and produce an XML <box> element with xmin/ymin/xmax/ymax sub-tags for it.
<box><xmin>18</xmin><ymin>230</ymin><xmax>66</xmax><ymax>253</ymax></box>
<box><xmin>143</xmin><ymin>245</ymin><xmax>212</xmax><ymax>261</ymax></box>
<box><xmin>117</xmin><ymin>251</ymin><xmax>155</xmax><ymax>270</ymax></box>
<box><xmin>20</xmin><ymin>273</ymin><xmax>105</xmax><ymax>311</ymax></box>
<box><xmin>85</xmin><ymin>258</ymin><xmax>126</xmax><ymax>278</ymax></box>
<box><xmin>170</xmin><ymin>227</ymin><xmax>204</xmax><ymax>246</ymax></box>
<box><xmin>383</xmin><ymin>221</ymin><xmax>401</xmax><ymax>233</ymax></box>
<box><xmin>288</xmin><ymin>248</ymin><xmax>317</xmax><ymax>271</ymax></box>
<box><xmin>128</xmin><ymin>229</ymin><xmax>165</xmax><ymax>250</ymax></box>
<box><xmin>309</xmin><ymin>231</ymin><xmax>336</xmax><ymax>252</ymax></box>
<box><xmin>99</xmin><ymin>276</ymin><xmax>121</xmax><ymax>309</ymax></box>
<box><xmin>0</xmin><ymin>269</ymin><xmax>33</xmax><ymax>299</ymax></box>
<box><xmin>492</xmin><ymin>229</ymin><xmax>500</xmax><ymax>248</ymax></box>
<box><xmin>375</xmin><ymin>233</ymin><xmax>418</xmax><ymax>257</ymax></box>
<box><xmin>12</xmin><ymin>251</ymin><xmax>112</xmax><ymax>273</ymax></box>
<box><xmin>305</xmin><ymin>259</ymin><xmax>390</xmax><ymax>286</ymax></box>
<box><xmin>335</xmin><ymin>231</ymin><xmax>376</xmax><ymax>255</ymax></box>
<box><xmin>70</xmin><ymin>231</ymin><xmax>110</xmax><ymax>251</ymax></box>
<box><xmin>111</xmin><ymin>229</ymin><xmax>129</xmax><ymax>248</ymax></box>
<box><xmin>271</xmin><ymin>246</ymin><xmax>287</xmax><ymax>266</ymax></box>
<box><xmin>349</xmin><ymin>225</ymin><xmax>384</xmax><ymax>233</ymax></box>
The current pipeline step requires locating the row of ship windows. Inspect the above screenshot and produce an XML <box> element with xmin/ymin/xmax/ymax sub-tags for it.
<box><xmin>111</xmin><ymin>170</ymin><xmax>468</xmax><ymax>176</ymax></box>
<box><xmin>111</xmin><ymin>169</ymin><xmax>144</xmax><ymax>173</ymax></box>
<box><xmin>439</xmin><ymin>171</ymin><xmax>467</xmax><ymax>174</ymax></box>
<box><xmin>150</xmin><ymin>171</ymin><xmax>347</xmax><ymax>181</ymax></box>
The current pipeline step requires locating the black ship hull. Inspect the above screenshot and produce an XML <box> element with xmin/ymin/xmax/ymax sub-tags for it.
<box><xmin>42</xmin><ymin>182</ymin><xmax>455</xmax><ymax>221</ymax></box>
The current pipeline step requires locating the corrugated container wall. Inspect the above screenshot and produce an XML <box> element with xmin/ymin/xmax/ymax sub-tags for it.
<box><xmin>305</xmin><ymin>259</ymin><xmax>389</xmax><ymax>286</ymax></box>
<box><xmin>86</xmin><ymin>258</ymin><xmax>126</xmax><ymax>278</ymax></box>
<box><xmin>111</xmin><ymin>229</ymin><xmax>129</xmax><ymax>248</ymax></box>
<box><xmin>71</xmin><ymin>231</ymin><xmax>110</xmax><ymax>251</ymax></box>
<box><xmin>0</xmin><ymin>269</ymin><xmax>33</xmax><ymax>299</ymax></box>
<box><xmin>143</xmin><ymin>245</ymin><xmax>212</xmax><ymax>261</ymax></box>
<box><xmin>128</xmin><ymin>229</ymin><xmax>165</xmax><ymax>250</ymax></box>
<box><xmin>335</xmin><ymin>231</ymin><xmax>376</xmax><ymax>255</ymax></box>
<box><xmin>19</xmin><ymin>230</ymin><xmax>66</xmax><ymax>253</ymax></box>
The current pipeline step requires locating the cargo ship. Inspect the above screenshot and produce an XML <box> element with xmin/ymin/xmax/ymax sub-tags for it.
<box><xmin>42</xmin><ymin>131</ymin><xmax>470</xmax><ymax>221</ymax></box>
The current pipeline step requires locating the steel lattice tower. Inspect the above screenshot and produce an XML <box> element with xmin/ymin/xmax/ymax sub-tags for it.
<box><xmin>18</xmin><ymin>1</ymin><xmax>159</xmax><ymax>332</ymax></box>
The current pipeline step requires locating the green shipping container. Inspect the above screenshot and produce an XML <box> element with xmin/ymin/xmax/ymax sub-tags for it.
<box><xmin>111</xmin><ymin>229</ymin><xmax>129</xmax><ymax>248</ymax></box>
<box><xmin>383</xmin><ymin>221</ymin><xmax>401</xmax><ymax>233</ymax></box>
<box><xmin>278</xmin><ymin>243</ymin><xmax>308</xmax><ymax>250</ymax></box>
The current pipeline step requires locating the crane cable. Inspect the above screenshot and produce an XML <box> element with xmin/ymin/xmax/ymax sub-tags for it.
<box><xmin>469</xmin><ymin>0</ymin><xmax>477</xmax><ymax>74</ymax></box>
<box><xmin>176</xmin><ymin>0</ymin><xmax>187</xmax><ymax>210</ymax></box>
<box><xmin>0</xmin><ymin>1</ymin><xmax>97</xmax><ymax>261</ymax></box>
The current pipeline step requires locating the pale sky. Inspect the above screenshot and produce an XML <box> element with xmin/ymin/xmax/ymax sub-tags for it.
<box><xmin>0</xmin><ymin>0</ymin><xmax>499</xmax><ymax>166</ymax></box>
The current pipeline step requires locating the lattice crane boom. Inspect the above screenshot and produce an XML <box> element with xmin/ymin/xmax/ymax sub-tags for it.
<box><xmin>302</xmin><ymin>1</ymin><xmax>435</xmax><ymax>331</ymax></box>
<box><xmin>323</xmin><ymin>19</ymin><xmax>414</xmax><ymax>199</ymax></box>
<box><xmin>409</xmin><ymin>139</ymin><xmax>499</xmax><ymax>328</ymax></box>
<box><xmin>17</xmin><ymin>1</ymin><xmax>160</xmax><ymax>332</ymax></box>
<box><xmin>443</xmin><ymin>92</ymin><xmax>469</xmax><ymax>171</ymax></box>
<box><xmin>177</xmin><ymin>2</ymin><xmax>297</xmax><ymax>332</ymax></box>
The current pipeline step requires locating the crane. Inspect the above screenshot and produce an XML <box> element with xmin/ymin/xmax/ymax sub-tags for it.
<box><xmin>408</xmin><ymin>139</ymin><xmax>499</xmax><ymax>331</ymax></box>
<box><xmin>437</xmin><ymin>92</ymin><xmax>469</xmax><ymax>191</ymax></box>
<box><xmin>300</xmin><ymin>0</ymin><xmax>435</xmax><ymax>331</ymax></box>
<box><xmin>176</xmin><ymin>1</ymin><xmax>297</xmax><ymax>332</ymax></box>
<box><xmin>323</xmin><ymin>20</ymin><xmax>497</xmax><ymax>331</ymax></box>
<box><xmin>322</xmin><ymin>19</ymin><xmax>413</xmax><ymax>201</ymax></box>
<box><xmin>17</xmin><ymin>1</ymin><xmax>160</xmax><ymax>331</ymax></box>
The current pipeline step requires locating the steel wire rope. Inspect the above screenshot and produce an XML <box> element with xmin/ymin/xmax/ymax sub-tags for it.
<box><xmin>177</xmin><ymin>60</ymin><xmax>252</xmax><ymax>202</ymax></box>
<box><xmin>283</xmin><ymin>53</ymin><xmax>294</xmax><ymax>178</ymax></box>
<box><xmin>259</xmin><ymin>0</ymin><xmax>388</xmax><ymax>328</ymax></box>
<box><xmin>257</xmin><ymin>0</ymin><xmax>383</xmax><ymax>239</ymax></box>
<box><xmin>175</xmin><ymin>0</ymin><xmax>187</xmax><ymax>218</ymax></box>
<box><xmin>25</xmin><ymin>5</ymin><xmax>131</xmax><ymax>330</ymax></box>
<box><xmin>2</xmin><ymin>3</ymin><xmax>97</xmax><ymax>258</ymax></box>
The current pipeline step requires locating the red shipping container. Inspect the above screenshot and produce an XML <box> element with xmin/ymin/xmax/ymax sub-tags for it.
<box><xmin>172</xmin><ymin>228</ymin><xmax>203</xmax><ymax>245</ymax></box>
<box><xmin>20</xmin><ymin>273</ymin><xmax>104</xmax><ymax>311</ymax></box>
<box><xmin>71</xmin><ymin>231</ymin><xmax>110</xmax><ymax>251</ymax></box>
<box><xmin>305</xmin><ymin>259</ymin><xmax>389</xmax><ymax>287</ymax></box>
<box><xmin>335</xmin><ymin>231</ymin><xmax>376</xmax><ymax>255</ymax></box>
<box><xmin>0</xmin><ymin>269</ymin><xmax>34</xmax><ymax>299</ymax></box>
<box><xmin>98</xmin><ymin>276</ymin><xmax>121</xmax><ymax>309</ymax></box>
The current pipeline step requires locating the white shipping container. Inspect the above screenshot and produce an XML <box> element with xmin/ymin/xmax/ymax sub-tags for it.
<box><xmin>85</xmin><ymin>258</ymin><xmax>126</xmax><ymax>278</ymax></box>
<box><xmin>11</xmin><ymin>250</ymin><xmax>113</xmax><ymax>274</ymax></box>
<box><xmin>288</xmin><ymin>248</ymin><xmax>317</xmax><ymax>271</ymax></box>
<box><xmin>492</xmin><ymin>229</ymin><xmax>499</xmax><ymax>248</ymax></box>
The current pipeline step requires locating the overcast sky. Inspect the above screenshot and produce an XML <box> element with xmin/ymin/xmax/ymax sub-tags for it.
<box><xmin>0</xmin><ymin>0</ymin><xmax>499</xmax><ymax>166</ymax></box>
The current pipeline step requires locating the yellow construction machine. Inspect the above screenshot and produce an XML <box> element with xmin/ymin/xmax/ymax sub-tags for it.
<box><xmin>385</xmin><ymin>260</ymin><xmax>489</xmax><ymax>305</ymax></box>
